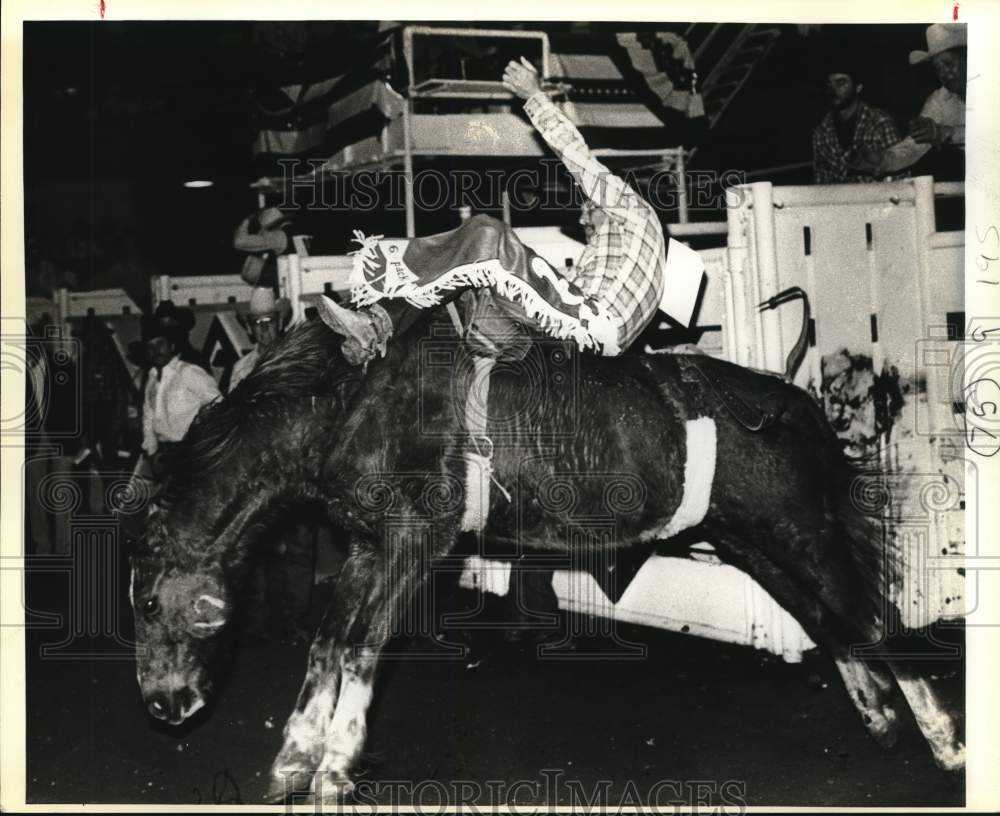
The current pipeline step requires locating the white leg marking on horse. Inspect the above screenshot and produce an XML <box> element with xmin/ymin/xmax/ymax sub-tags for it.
<box><xmin>268</xmin><ymin>684</ymin><xmax>337</xmax><ymax>799</ymax></box>
<box><xmin>324</xmin><ymin>669</ymin><xmax>374</xmax><ymax>766</ymax></box>
<box><xmin>641</xmin><ymin>417</ymin><xmax>717</xmax><ymax>541</ymax></box>
<box><xmin>278</xmin><ymin>685</ymin><xmax>336</xmax><ymax>769</ymax></box>
<box><xmin>834</xmin><ymin>658</ymin><xmax>898</xmax><ymax>745</ymax></box>
<box><xmin>894</xmin><ymin>675</ymin><xmax>965</xmax><ymax>770</ymax></box>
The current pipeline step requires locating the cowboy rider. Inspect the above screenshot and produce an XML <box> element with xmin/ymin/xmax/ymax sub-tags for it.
<box><xmin>315</xmin><ymin>58</ymin><xmax>670</xmax><ymax>363</ymax></box>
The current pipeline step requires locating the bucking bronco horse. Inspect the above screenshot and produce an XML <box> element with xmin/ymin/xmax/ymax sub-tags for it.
<box><xmin>129</xmin><ymin>309</ymin><xmax>964</xmax><ymax>803</ymax></box>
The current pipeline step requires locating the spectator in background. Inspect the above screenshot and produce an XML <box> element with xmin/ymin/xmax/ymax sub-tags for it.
<box><xmin>812</xmin><ymin>55</ymin><xmax>901</xmax><ymax>183</ymax></box>
<box><xmin>151</xmin><ymin>300</ymin><xmax>211</xmax><ymax>372</ymax></box>
<box><xmin>140</xmin><ymin>311</ymin><xmax>220</xmax><ymax>479</ymax></box>
<box><xmin>234</xmin><ymin>206</ymin><xmax>291</xmax><ymax>290</ymax></box>
<box><xmin>868</xmin><ymin>25</ymin><xmax>966</xmax><ymax>181</ymax></box>
<box><xmin>229</xmin><ymin>287</ymin><xmax>291</xmax><ymax>391</ymax></box>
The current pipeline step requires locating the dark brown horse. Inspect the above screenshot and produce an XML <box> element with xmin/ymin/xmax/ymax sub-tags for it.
<box><xmin>129</xmin><ymin>312</ymin><xmax>963</xmax><ymax>804</ymax></box>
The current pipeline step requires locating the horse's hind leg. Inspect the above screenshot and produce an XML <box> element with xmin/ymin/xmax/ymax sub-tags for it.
<box><xmin>710</xmin><ymin>531</ymin><xmax>901</xmax><ymax>749</ymax></box>
<box><xmin>831</xmin><ymin>655</ymin><xmax>899</xmax><ymax>749</ymax></box>
<box><xmin>719</xmin><ymin>523</ymin><xmax>963</xmax><ymax>769</ymax></box>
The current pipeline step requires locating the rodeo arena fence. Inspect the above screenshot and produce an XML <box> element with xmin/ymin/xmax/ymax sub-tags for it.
<box><xmin>40</xmin><ymin>175</ymin><xmax>966</xmax><ymax>664</ymax></box>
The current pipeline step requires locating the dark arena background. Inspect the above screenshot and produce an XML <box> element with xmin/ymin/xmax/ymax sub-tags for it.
<box><xmin>12</xmin><ymin>17</ymin><xmax>978</xmax><ymax>809</ymax></box>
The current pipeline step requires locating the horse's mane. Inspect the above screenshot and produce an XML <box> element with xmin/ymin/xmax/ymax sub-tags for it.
<box><xmin>155</xmin><ymin>302</ymin><xmax>513</xmax><ymax>508</ymax></box>
<box><xmin>158</xmin><ymin>319</ymin><xmax>358</xmax><ymax>505</ymax></box>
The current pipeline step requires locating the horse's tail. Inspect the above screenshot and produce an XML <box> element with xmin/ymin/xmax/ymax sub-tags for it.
<box><xmin>785</xmin><ymin>380</ymin><xmax>897</xmax><ymax>639</ymax></box>
<box><xmin>830</xmin><ymin>454</ymin><xmax>899</xmax><ymax>641</ymax></box>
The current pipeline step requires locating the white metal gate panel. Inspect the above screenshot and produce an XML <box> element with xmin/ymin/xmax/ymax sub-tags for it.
<box><xmin>724</xmin><ymin>178</ymin><xmax>965</xmax><ymax>629</ymax></box>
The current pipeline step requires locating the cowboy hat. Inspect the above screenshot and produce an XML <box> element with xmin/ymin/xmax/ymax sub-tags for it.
<box><xmin>258</xmin><ymin>207</ymin><xmax>290</xmax><ymax>231</ymax></box>
<box><xmin>141</xmin><ymin>314</ymin><xmax>182</xmax><ymax>345</ymax></box>
<box><xmin>242</xmin><ymin>286</ymin><xmax>292</xmax><ymax>323</ymax></box>
<box><xmin>151</xmin><ymin>300</ymin><xmax>197</xmax><ymax>333</ymax></box>
<box><xmin>234</xmin><ymin>207</ymin><xmax>290</xmax><ymax>257</ymax></box>
<box><xmin>909</xmin><ymin>24</ymin><xmax>967</xmax><ymax>65</ymax></box>
<box><xmin>142</xmin><ymin>301</ymin><xmax>195</xmax><ymax>345</ymax></box>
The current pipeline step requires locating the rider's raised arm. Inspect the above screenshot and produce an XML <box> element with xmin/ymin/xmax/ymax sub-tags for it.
<box><xmin>523</xmin><ymin>91</ymin><xmax>648</xmax><ymax>224</ymax></box>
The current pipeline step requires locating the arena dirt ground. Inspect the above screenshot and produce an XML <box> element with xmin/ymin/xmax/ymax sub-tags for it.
<box><xmin>23</xmin><ymin>567</ymin><xmax>964</xmax><ymax>808</ymax></box>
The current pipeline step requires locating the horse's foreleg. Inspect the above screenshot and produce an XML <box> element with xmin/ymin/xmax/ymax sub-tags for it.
<box><xmin>310</xmin><ymin>649</ymin><xmax>378</xmax><ymax>802</ymax></box>
<box><xmin>310</xmin><ymin>537</ymin><xmax>442</xmax><ymax>804</ymax></box>
<box><xmin>267</xmin><ymin>642</ymin><xmax>339</xmax><ymax>800</ymax></box>
<box><xmin>887</xmin><ymin>663</ymin><xmax>965</xmax><ymax>771</ymax></box>
<box><xmin>268</xmin><ymin>528</ymin><xmax>445</xmax><ymax>803</ymax></box>
<box><xmin>266</xmin><ymin>549</ymin><xmax>381</xmax><ymax>802</ymax></box>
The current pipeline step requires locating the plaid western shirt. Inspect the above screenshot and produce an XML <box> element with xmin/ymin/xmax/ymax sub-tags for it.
<box><xmin>812</xmin><ymin>100</ymin><xmax>902</xmax><ymax>184</ymax></box>
<box><xmin>524</xmin><ymin>92</ymin><xmax>666</xmax><ymax>352</ymax></box>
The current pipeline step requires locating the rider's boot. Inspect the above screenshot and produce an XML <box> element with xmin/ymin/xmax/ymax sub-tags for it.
<box><xmin>315</xmin><ymin>296</ymin><xmax>393</xmax><ymax>365</ymax></box>
<box><xmin>316</xmin><ymin>296</ymin><xmax>433</xmax><ymax>366</ymax></box>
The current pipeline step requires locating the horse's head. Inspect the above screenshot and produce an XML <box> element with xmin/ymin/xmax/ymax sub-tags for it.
<box><xmin>129</xmin><ymin>517</ymin><xmax>233</xmax><ymax>725</ymax></box>
<box><xmin>127</xmin><ymin>321</ymin><xmax>361</xmax><ymax>725</ymax></box>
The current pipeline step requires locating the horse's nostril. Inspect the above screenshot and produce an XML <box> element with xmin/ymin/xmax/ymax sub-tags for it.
<box><xmin>147</xmin><ymin>693</ymin><xmax>170</xmax><ymax>720</ymax></box>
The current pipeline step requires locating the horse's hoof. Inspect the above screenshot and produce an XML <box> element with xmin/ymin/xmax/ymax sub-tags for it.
<box><xmin>265</xmin><ymin>769</ymin><xmax>313</xmax><ymax>803</ymax></box>
<box><xmin>932</xmin><ymin>741</ymin><xmax>966</xmax><ymax>773</ymax></box>
<box><xmin>870</xmin><ymin>707</ymin><xmax>900</xmax><ymax>751</ymax></box>
<box><xmin>312</xmin><ymin>772</ymin><xmax>355</xmax><ymax>804</ymax></box>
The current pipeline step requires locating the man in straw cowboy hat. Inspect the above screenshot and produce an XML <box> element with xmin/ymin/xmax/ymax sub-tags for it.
<box><xmin>234</xmin><ymin>206</ymin><xmax>292</xmax><ymax>289</ymax></box>
<box><xmin>229</xmin><ymin>286</ymin><xmax>292</xmax><ymax>392</ymax></box>
<box><xmin>863</xmin><ymin>24</ymin><xmax>967</xmax><ymax>178</ymax></box>
<box><xmin>314</xmin><ymin>58</ymin><xmax>704</xmax><ymax>366</ymax></box>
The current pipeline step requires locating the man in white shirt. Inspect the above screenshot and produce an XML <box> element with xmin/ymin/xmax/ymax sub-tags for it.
<box><xmin>141</xmin><ymin>319</ymin><xmax>220</xmax><ymax>474</ymax></box>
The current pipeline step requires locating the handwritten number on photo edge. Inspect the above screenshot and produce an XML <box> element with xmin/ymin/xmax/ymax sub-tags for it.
<box><xmin>971</xmin><ymin>326</ymin><xmax>1000</xmax><ymax>342</ymax></box>
<box><xmin>976</xmin><ymin>225</ymin><xmax>1000</xmax><ymax>277</ymax></box>
<box><xmin>964</xmin><ymin>378</ymin><xmax>1000</xmax><ymax>457</ymax></box>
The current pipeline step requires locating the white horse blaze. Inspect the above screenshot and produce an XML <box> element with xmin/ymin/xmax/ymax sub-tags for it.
<box><xmin>640</xmin><ymin>417</ymin><xmax>717</xmax><ymax>541</ymax></box>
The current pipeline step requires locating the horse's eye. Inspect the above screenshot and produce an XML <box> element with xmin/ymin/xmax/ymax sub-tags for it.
<box><xmin>143</xmin><ymin>596</ymin><xmax>160</xmax><ymax>619</ymax></box>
